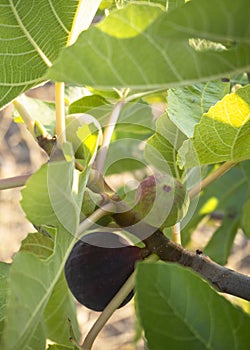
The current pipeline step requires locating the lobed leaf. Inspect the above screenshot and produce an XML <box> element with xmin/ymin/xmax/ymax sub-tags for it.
<box><xmin>167</xmin><ymin>80</ymin><xmax>230</xmax><ymax>138</ymax></box>
<box><xmin>44</xmin><ymin>273</ymin><xmax>80</xmax><ymax>345</ymax></box>
<box><xmin>0</xmin><ymin>0</ymin><xmax>79</xmax><ymax>108</ymax></box>
<box><xmin>2</xmin><ymin>144</ymin><xmax>89</xmax><ymax>349</ymax></box>
<box><xmin>20</xmin><ymin>229</ymin><xmax>55</xmax><ymax>260</ymax></box>
<box><xmin>144</xmin><ymin>114</ymin><xmax>186</xmax><ymax>178</ymax></box>
<box><xmin>179</xmin><ymin>85</ymin><xmax>250</xmax><ymax>167</ymax></box>
<box><xmin>47</xmin><ymin>1</ymin><xmax>250</xmax><ymax>89</ymax></box>
<box><xmin>136</xmin><ymin>262</ymin><xmax>250</xmax><ymax>350</ymax></box>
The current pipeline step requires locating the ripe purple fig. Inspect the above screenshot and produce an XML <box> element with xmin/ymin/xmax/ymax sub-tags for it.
<box><xmin>65</xmin><ymin>231</ymin><xmax>145</xmax><ymax>311</ymax></box>
<box><xmin>135</xmin><ymin>174</ymin><xmax>189</xmax><ymax>228</ymax></box>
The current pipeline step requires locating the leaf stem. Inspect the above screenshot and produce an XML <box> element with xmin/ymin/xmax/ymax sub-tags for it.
<box><xmin>95</xmin><ymin>100</ymin><xmax>125</xmax><ymax>173</ymax></box>
<box><xmin>81</xmin><ymin>254</ymin><xmax>159</xmax><ymax>350</ymax></box>
<box><xmin>188</xmin><ymin>161</ymin><xmax>237</xmax><ymax>199</ymax></box>
<box><xmin>13</xmin><ymin>98</ymin><xmax>35</xmax><ymax>137</ymax></box>
<box><xmin>55</xmin><ymin>82</ymin><xmax>66</xmax><ymax>145</ymax></box>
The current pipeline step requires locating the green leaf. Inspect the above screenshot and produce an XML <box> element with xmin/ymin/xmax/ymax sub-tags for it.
<box><xmin>24</xmin><ymin>320</ymin><xmax>47</xmax><ymax>350</ymax></box>
<box><xmin>116</xmin><ymin>101</ymin><xmax>154</xmax><ymax>136</ymax></box>
<box><xmin>47</xmin><ymin>1</ymin><xmax>250</xmax><ymax>89</ymax></box>
<box><xmin>20</xmin><ymin>230</ymin><xmax>55</xmax><ymax>260</ymax></box>
<box><xmin>102</xmin><ymin>101</ymin><xmax>155</xmax><ymax>174</ymax></box>
<box><xmin>179</xmin><ymin>85</ymin><xmax>250</xmax><ymax>167</ymax></box>
<box><xmin>44</xmin><ymin>272</ymin><xmax>80</xmax><ymax>345</ymax></box>
<box><xmin>203</xmin><ymin>212</ymin><xmax>240</xmax><ymax>266</ymax></box>
<box><xmin>0</xmin><ymin>1</ymin><xmax>76</xmax><ymax>108</ymax></box>
<box><xmin>0</xmin><ymin>1</ymin><xmax>101</xmax><ymax>109</ymax></box>
<box><xmin>0</xmin><ymin>262</ymin><xmax>10</xmax><ymax>340</ymax></box>
<box><xmin>47</xmin><ymin>345</ymin><xmax>73</xmax><ymax>350</ymax></box>
<box><xmin>2</xmin><ymin>145</ymin><xmax>89</xmax><ymax>349</ymax></box>
<box><xmin>21</xmin><ymin>144</ymin><xmax>87</xmax><ymax>234</ymax></box>
<box><xmin>202</xmin><ymin>164</ymin><xmax>249</xmax><ymax>262</ymax></box>
<box><xmin>14</xmin><ymin>94</ymin><xmax>56</xmax><ymax>135</ymax></box>
<box><xmin>166</xmin><ymin>0</ymin><xmax>185</xmax><ymax>11</ymax></box>
<box><xmin>240</xmin><ymin>160</ymin><xmax>250</xmax><ymax>238</ymax></box>
<box><xmin>241</xmin><ymin>197</ymin><xmax>250</xmax><ymax>238</ymax></box>
<box><xmin>144</xmin><ymin>114</ymin><xmax>186</xmax><ymax>177</ymax></box>
<box><xmin>2</xmin><ymin>252</ymin><xmax>52</xmax><ymax>349</ymax></box>
<box><xmin>65</xmin><ymin>114</ymin><xmax>102</xmax><ymax>162</ymax></box>
<box><xmin>136</xmin><ymin>262</ymin><xmax>250</xmax><ymax>350</ymax></box>
<box><xmin>167</xmin><ymin>80</ymin><xmax>230</xmax><ymax>138</ymax></box>
<box><xmin>68</xmin><ymin>95</ymin><xmax>109</xmax><ymax>114</ymax></box>
<box><xmin>181</xmin><ymin>165</ymin><xmax>248</xmax><ymax>246</ymax></box>
<box><xmin>2</xmin><ymin>227</ymin><xmax>79</xmax><ymax>350</ymax></box>
<box><xmin>104</xmin><ymin>138</ymin><xmax>145</xmax><ymax>174</ymax></box>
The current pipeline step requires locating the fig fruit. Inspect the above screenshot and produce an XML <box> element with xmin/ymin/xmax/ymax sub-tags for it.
<box><xmin>135</xmin><ymin>174</ymin><xmax>189</xmax><ymax>228</ymax></box>
<box><xmin>113</xmin><ymin>174</ymin><xmax>189</xmax><ymax>229</ymax></box>
<box><xmin>64</xmin><ymin>231</ymin><xmax>144</xmax><ymax>311</ymax></box>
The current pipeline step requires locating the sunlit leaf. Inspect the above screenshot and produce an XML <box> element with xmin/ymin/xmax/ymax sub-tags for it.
<box><xmin>47</xmin><ymin>1</ymin><xmax>250</xmax><ymax>89</ymax></box>
<box><xmin>167</xmin><ymin>80</ymin><xmax>230</xmax><ymax>137</ymax></box>
<box><xmin>179</xmin><ymin>85</ymin><xmax>250</xmax><ymax>167</ymax></box>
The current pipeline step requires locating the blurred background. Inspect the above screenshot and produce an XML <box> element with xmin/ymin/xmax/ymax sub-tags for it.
<box><xmin>0</xmin><ymin>84</ymin><xmax>249</xmax><ymax>349</ymax></box>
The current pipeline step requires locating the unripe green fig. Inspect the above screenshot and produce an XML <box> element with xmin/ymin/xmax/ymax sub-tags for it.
<box><xmin>64</xmin><ymin>231</ymin><xmax>145</xmax><ymax>311</ymax></box>
<box><xmin>113</xmin><ymin>174</ymin><xmax>189</xmax><ymax>229</ymax></box>
<box><xmin>135</xmin><ymin>174</ymin><xmax>189</xmax><ymax>228</ymax></box>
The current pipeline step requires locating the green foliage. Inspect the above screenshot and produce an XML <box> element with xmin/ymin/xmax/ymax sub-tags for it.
<box><xmin>167</xmin><ymin>80</ymin><xmax>230</xmax><ymax>137</ymax></box>
<box><xmin>136</xmin><ymin>262</ymin><xmax>250</xmax><ymax>350</ymax></box>
<box><xmin>179</xmin><ymin>85</ymin><xmax>250</xmax><ymax>167</ymax></box>
<box><xmin>47</xmin><ymin>0</ymin><xmax>250</xmax><ymax>89</ymax></box>
<box><xmin>0</xmin><ymin>263</ymin><xmax>10</xmax><ymax>339</ymax></box>
<box><xmin>181</xmin><ymin>165</ymin><xmax>249</xmax><ymax>248</ymax></box>
<box><xmin>0</xmin><ymin>0</ymin><xmax>250</xmax><ymax>349</ymax></box>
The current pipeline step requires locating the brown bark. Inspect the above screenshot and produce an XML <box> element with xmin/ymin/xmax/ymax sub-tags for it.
<box><xmin>143</xmin><ymin>230</ymin><xmax>250</xmax><ymax>301</ymax></box>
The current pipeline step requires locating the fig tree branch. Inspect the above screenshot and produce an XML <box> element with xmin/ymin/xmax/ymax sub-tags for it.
<box><xmin>143</xmin><ymin>230</ymin><xmax>250</xmax><ymax>302</ymax></box>
<box><xmin>0</xmin><ymin>174</ymin><xmax>32</xmax><ymax>190</ymax></box>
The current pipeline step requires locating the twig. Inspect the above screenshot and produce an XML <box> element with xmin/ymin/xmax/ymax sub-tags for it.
<box><xmin>0</xmin><ymin>174</ymin><xmax>32</xmax><ymax>190</ymax></box>
<box><xmin>95</xmin><ymin>100</ymin><xmax>125</xmax><ymax>173</ymax></box>
<box><xmin>188</xmin><ymin>161</ymin><xmax>237</xmax><ymax>199</ymax></box>
<box><xmin>144</xmin><ymin>230</ymin><xmax>250</xmax><ymax>301</ymax></box>
<box><xmin>81</xmin><ymin>254</ymin><xmax>159</xmax><ymax>350</ymax></box>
